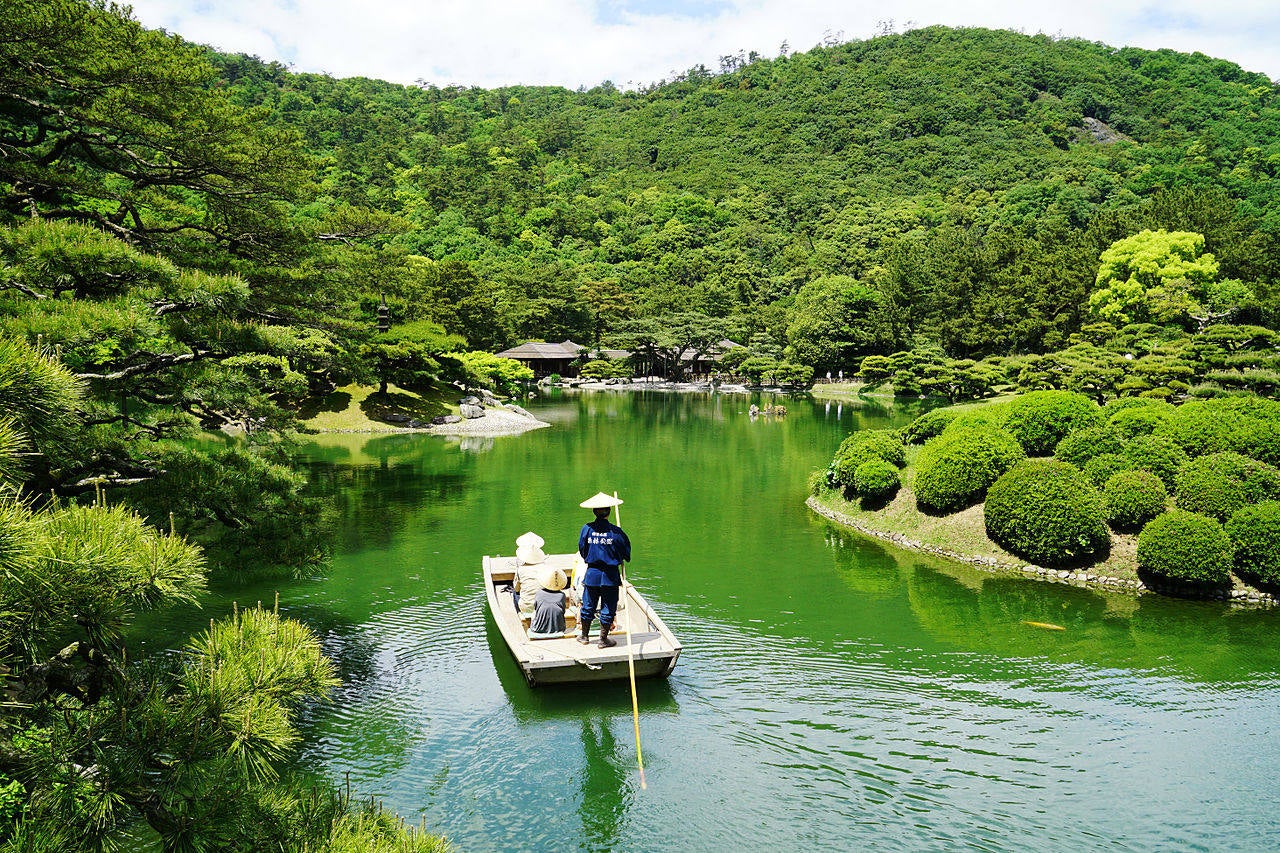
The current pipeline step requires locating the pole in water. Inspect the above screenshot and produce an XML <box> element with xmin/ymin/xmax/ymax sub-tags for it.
<box><xmin>614</xmin><ymin>491</ymin><xmax>647</xmax><ymax>790</ymax></box>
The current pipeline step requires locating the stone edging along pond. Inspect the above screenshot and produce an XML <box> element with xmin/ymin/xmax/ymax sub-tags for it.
<box><xmin>806</xmin><ymin>497</ymin><xmax>1278</xmax><ymax>607</ymax></box>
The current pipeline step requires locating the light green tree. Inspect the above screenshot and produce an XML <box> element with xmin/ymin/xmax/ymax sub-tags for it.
<box><xmin>1088</xmin><ymin>230</ymin><xmax>1220</xmax><ymax>326</ymax></box>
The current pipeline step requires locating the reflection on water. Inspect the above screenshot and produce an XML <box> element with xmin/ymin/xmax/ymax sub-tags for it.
<box><xmin>145</xmin><ymin>392</ymin><xmax>1280</xmax><ymax>850</ymax></box>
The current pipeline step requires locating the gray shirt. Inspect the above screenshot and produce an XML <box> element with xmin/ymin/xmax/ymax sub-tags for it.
<box><xmin>528</xmin><ymin>588</ymin><xmax>568</xmax><ymax>637</ymax></box>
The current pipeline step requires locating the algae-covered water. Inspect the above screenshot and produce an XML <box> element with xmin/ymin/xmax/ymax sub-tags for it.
<box><xmin>157</xmin><ymin>390</ymin><xmax>1280</xmax><ymax>850</ymax></box>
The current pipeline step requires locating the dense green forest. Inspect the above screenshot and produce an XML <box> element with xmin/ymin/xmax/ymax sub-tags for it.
<box><xmin>212</xmin><ymin>24</ymin><xmax>1280</xmax><ymax>363</ymax></box>
<box><xmin>3</xmin><ymin>0</ymin><xmax>1280</xmax><ymax>847</ymax></box>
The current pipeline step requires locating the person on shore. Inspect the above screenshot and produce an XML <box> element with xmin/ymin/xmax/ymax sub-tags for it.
<box><xmin>576</xmin><ymin>492</ymin><xmax>630</xmax><ymax>648</ymax></box>
<box><xmin>527</xmin><ymin>567</ymin><xmax>574</xmax><ymax>639</ymax></box>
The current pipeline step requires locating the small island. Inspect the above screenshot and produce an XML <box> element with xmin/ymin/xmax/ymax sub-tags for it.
<box><xmin>809</xmin><ymin>389</ymin><xmax>1280</xmax><ymax>606</ymax></box>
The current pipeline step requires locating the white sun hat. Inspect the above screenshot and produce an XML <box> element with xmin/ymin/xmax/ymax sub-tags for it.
<box><xmin>540</xmin><ymin>567</ymin><xmax>568</xmax><ymax>592</ymax></box>
<box><xmin>579</xmin><ymin>492</ymin><xmax>623</xmax><ymax>509</ymax></box>
<box><xmin>515</xmin><ymin>531</ymin><xmax>546</xmax><ymax>565</ymax></box>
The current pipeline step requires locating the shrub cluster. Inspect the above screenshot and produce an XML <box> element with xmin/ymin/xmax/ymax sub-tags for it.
<box><xmin>1054</xmin><ymin>425</ymin><xmax>1124</xmax><ymax>469</ymax></box>
<box><xmin>1226</xmin><ymin>501</ymin><xmax>1280</xmax><ymax>585</ymax></box>
<box><xmin>984</xmin><ymin>460</ymin><xmax>1109</xmax><ymax>566</ymax></box>
<box><xmin>1136</xmin><ymin>510</ymin><xmax>1233</xmax><ymax>585</ymax></box>
<box><xmin>829</xmin><ymin>429</ymin><xmax>905</xmax><ymax>492</ymax></box>
<box><xmin>854</xmin><ymin>459</ymin><xmax>901</xmax><ymax>501</ymax></box>
<box><xmin>1103</xmin><ymin>470</ymin><xmax>1168</xmax><ymax>532</ymax></box>
<box><xmin>913</xmin><ymin>427</ymin><xmax>1025</xmax><ymax>513</ymax></box>
<box><xmin>1001</xmin><ymin>391</ymin><xmax>1103</xmax><ymax>456</ymax></box>
<box><xmin>1173</xmin><ymin>451</ymin><xmax>1280</xmax><ymax>522</ymax></box>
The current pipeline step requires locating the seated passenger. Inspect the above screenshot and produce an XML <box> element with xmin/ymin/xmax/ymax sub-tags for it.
<box><xmin>528</xmin><ymin>567</ymin><xmax>575</xmax><ymax>639</ymax></box>
<box><xmin>512</xmin><ymin>531</ymin><xmax>547</xmax><ymax>616</ymax></box>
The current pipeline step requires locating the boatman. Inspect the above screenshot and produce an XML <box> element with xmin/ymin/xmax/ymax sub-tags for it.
<box><xmin>576</xmin><ymin>492</ymin><xmax>630</xmax><ymax>649</ymax></box>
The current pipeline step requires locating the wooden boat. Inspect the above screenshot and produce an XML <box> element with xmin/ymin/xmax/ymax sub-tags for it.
<box><xmin>483</xmin><ymin>553</ymin><xmax>682</xmax><ymax>686</ymax></box>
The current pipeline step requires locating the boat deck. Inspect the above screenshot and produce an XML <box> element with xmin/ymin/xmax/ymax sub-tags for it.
<box><xmin>484</xmin><ymin>554</ymin><xmax>682</xmax><ymax>685</ymax></box>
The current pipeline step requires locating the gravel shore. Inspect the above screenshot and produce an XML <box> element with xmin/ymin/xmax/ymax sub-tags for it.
<box><xmin>426</xmin><ymin>405</ymin><xmax>551</xmax><ymax>436</ymax></box>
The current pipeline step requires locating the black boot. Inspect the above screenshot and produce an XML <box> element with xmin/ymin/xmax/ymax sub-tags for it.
<box><xmin>597</xmin><ymin>624</ymin><xmax>617</xmax><ymax>648</ymax></box>
<box><xmin>577</xmin><ymin>619</ymin><xmax>593</xmax><ymax>645</ymax></box>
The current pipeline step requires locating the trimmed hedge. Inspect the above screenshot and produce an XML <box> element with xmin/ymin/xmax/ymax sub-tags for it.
<box><xmin>1226</xmin><ymin>501</ymin><xmax>1280</xmax><ymax>585</ymax></box>
<box><xmin>1054</xmin><ymin>426</ymin><xmax>1125</xmax><ymax>469</ymax></box>
<box><xmin>1173</xmin><ymin>451</ymin><xmax>1280</xmax><ymax>522</ymax></box>
<box><xmin>1155</xmin><ymin>401</ymin><xmax>1245</xmax><ymax>457</ymax></box>
<box><xmin>854</xmin><ymin>459</ymin><xmax>901</xmax><ymax>500</ymax></box>
<box><xmin>913</xmin><ymin>427</ymin><xmax>1026</xmax><ymax>513</ymax></box>
<box><xmin>1103</xmin><ymin>470</ymin><xmax>1168</xmax><ymax>532</ymax></box>
<box><xmin>984</xmin><ymin>459</ymin><xmax>1109</xmax><ymax>567</ymax></box>
<box><xmin>902</xmin><ymin>407</ymin><xmax>960</xmax><ymax>445</ymax></box>
<box><xmin>1121</xmin><ymin>434</ymin><xmax>1187</xmax><ymax>489</ymax></box>
<box><xmin>1239</xmin><ymin>421</ymin><xmax>1280</xmax><ymax>467</ymax></box>
<box><xmin>1001</xmin><ymin>391</ymin><xmax>1103</xmax><ymax>456</ymax></box>
<box><xmin>1136</xmin><ymin>510</ymin><xmax>1233</xmax><ymax>586</ymax></box>
<box><xmin>1102</xmin><ymin>397</ymin><xmax>1168</xmax><ymax>419</ymax></box>
<box><xmin>1084</xmin><ymin>453</ymin><xmax>1131</xmax><ymax>487</ymax></box>
<box><xmin>1107</xmin><ymin>402</ymin><xmax>1174</xmax><ymax>439</ymax></box>
<box><xmin>830</xmin><ymin>429</ymin><xmax>905</xmax><ymax>489</ymax></box>
<box><xmin>943</xmin><ymin>404</ymin><xmax>1010</xmax><ymax>435</ymax></box>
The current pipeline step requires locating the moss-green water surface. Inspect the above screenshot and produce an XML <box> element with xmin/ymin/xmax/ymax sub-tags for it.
<box><xmin>152</xmin><ymin>391</ymin><xmax>1280</xmax><ymax>850</ymax></box>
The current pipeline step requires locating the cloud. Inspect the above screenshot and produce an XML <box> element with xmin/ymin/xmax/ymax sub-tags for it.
<box><xmin>126</xmin><ymin>0</ymin><xmax>1280</xmax><ymax>89</ymax></box>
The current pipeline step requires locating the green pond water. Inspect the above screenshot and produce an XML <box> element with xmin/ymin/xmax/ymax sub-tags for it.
<box><xmin>153</xmin><ymin>391</ymin><xmax>1280</xmax><ymax>851</ymax></box>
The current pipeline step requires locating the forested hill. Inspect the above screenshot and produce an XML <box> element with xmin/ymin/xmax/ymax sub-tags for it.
<box><xmin>215</xmin><ymin>26</ymin><xmax>1280</xmax><ymax>358</ymax></box>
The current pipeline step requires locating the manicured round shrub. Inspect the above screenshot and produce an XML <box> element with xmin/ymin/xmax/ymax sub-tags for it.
<box><xmin>1084</xmin><ymin>453</ymin><xmax>1131</xmax><ymax>487</ymax></box>
<box><xmin>1107</xmin><ymin>402</ymin><xmax>1175</xmax><ymax>439</ymax></box>
<box><xmin>902</xmin><ymin>407</ymin><xmax>960</xmax><ymax>445</ymax></box>
<box><xmin>1054</xmin><ymin>426</ymin><xmax>1124</xmax><ymax>469</ymax></box>
<box><xmin>830</xmin><ymin>428</ymin><xmax>906</xmax><ymax>488</ymax></box>
<box><xmin>1226</xmin><ymin>501</ymin><xmax>1280</xmax><ymax>585</ymax></box>
<box><xmin>1136</xmin><ymin>510</ymin><xmax>1233</xmax><ymax>586</ymax></box>
<box><xmin>913</xmin><ymin>427</ymin><xmax>1026</xmax><ymax>513</ymax></box>
<box><xmin>1215</xmin><ymin>394</ymin><xmax>1280</xmax><ymax>421</ymax></box>
<box><xmin>1121</xmin><ymin>434</ymin><xmax>1187</xmax><ymax>489</ymax></box>
<box><xmin>983</xmin><ymin>460</ymin><xmax>1109</xmax><ymax>567</ymax></box>
<box><xmin>1001</xmin><ymin>391</ymin><xmax>1103</xmax><ymax>456</ymax></box>
<box><xmin>1102</xmin><ymin>396</ymin><xmax>1165</xmax><ymax>419</ymax></box>
<box><xmin>942</xmin><ymin>404</ymin><xmax>1010</xmax><ymax>435</ymax></box>
<box><xmin>1155</xmin><ymin>401</ymin><xmax>1245</xmax><ymax>457</ymax></box>
<box><xmin>854</xmin><ymin>459</ymin><xmax>900</xmax><ymax>500</ymax></box>
<box><xmin>1102</xmin><ymin>470</ymin><xmax>1168</xmax><ymax>532</ymax></box>
<box><xmin>1238</xmin><ymin>421</ymin><xmax>1280</xmax><ymax>467</ymax></box>
<box><xmin>1173</xmin><ymin>451</ymin><xmax>1280</xmax><ymax>522</ymax></box>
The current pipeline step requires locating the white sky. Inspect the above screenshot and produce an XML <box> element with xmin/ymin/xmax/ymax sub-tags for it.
<box><xmin>125</xmin><ymin>0</ymin><xmax>1280</xmax><ymax>89</ymax></box>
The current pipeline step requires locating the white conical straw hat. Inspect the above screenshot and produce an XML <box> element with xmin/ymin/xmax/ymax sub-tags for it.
<box><xmin>579</xmin><ymin>492</ymin><xmax>623</xmax><ymax>509</ymax></box>
<box><xmin>515</xmin><ymin>531</ymin><xmax>544</xmax><ymax>548</ymax></box>
<box><xmin>515</xmin><ymin>530</ymin><xmax>546</xmax><ymax>564</ymax></box>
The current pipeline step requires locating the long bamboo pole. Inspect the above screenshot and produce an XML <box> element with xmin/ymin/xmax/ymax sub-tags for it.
<box><xmin>614</xmin><ymin>492</ymin><xmax>647</xmax><ymax>789</ymax></box>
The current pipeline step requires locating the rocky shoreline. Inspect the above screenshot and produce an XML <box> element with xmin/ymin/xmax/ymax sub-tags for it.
<box><xmin>806</xmin><ymin>496</ymin><xmax>1278</xmax><ymax>606</ymax></box>
<box><xmin>425</xmin><ymin>403</ymin><xmax>550</xmax><ymax>436</ymax></box>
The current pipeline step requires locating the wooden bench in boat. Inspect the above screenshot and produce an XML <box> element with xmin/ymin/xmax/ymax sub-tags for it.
<box><xmin>484</xmin><ymin>553</ymin><xmax>682</xmax><ymax>686</ymax></box>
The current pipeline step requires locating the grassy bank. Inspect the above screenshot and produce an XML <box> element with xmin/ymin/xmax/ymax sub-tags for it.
<box><xmin>298</xmin><ymin>383</ymin><xmax>457</xmax><ymax>432</ymax></box>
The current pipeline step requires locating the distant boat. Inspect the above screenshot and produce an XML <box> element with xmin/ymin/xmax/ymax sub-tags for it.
<box><xmin>483</xmin><ymin>553</ymin><xmax>682</xmax><ymax>687</ymax></box>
